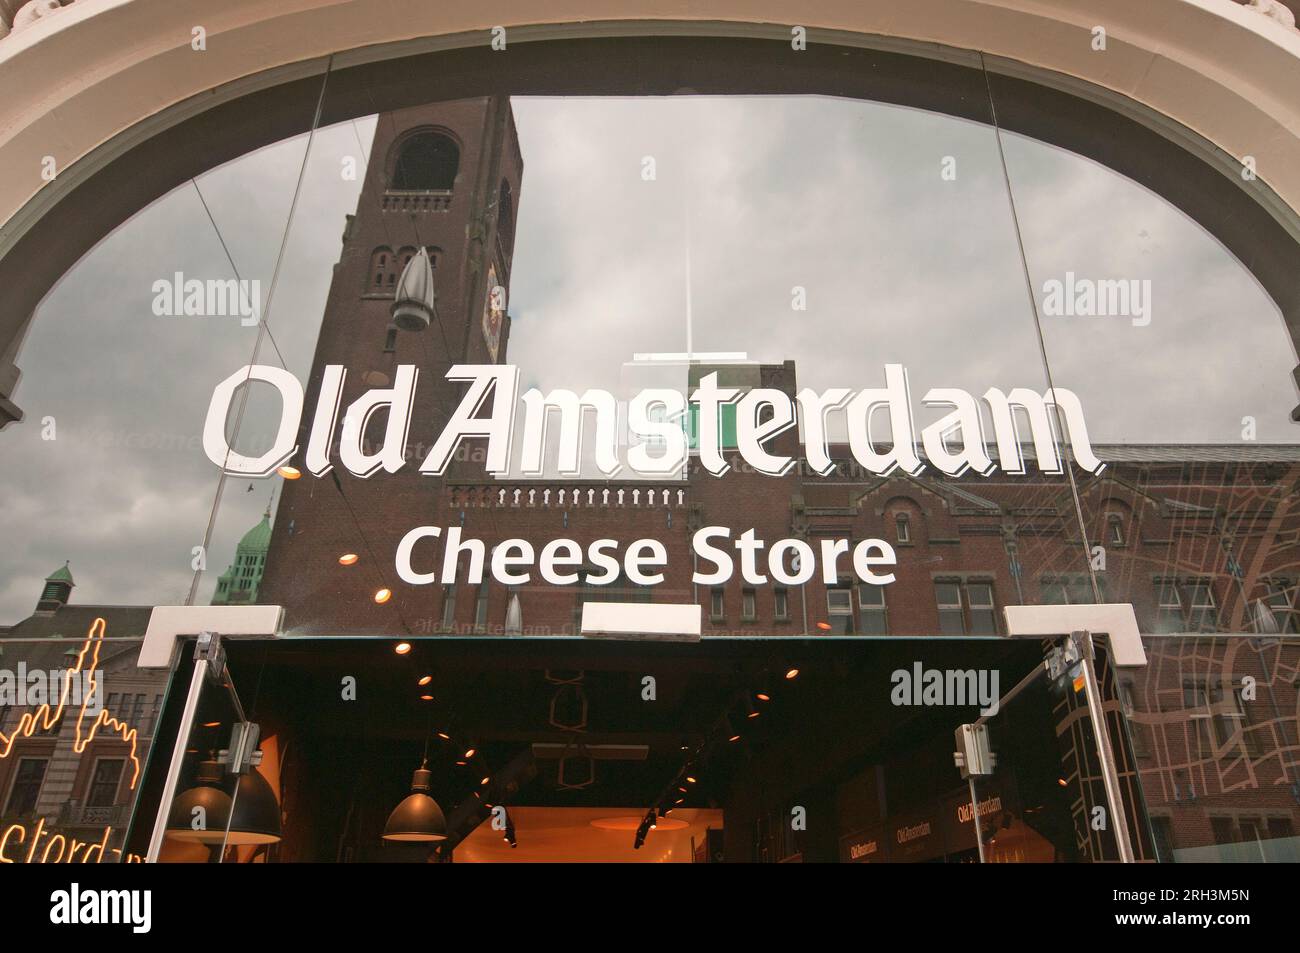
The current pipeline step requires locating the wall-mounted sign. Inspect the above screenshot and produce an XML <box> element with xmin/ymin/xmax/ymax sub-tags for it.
<box><xmin>839</xmin><ymin>825</ymin><xmax>886</xmax><ymax>863</ymax></box>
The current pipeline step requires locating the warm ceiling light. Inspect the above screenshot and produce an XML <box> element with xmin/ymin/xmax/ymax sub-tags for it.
<box><xmin>729</xmin><ymin>734</ymin><xmax>741</xmax><ymax>742</ymax></box>
<box><xmin>202</xmin><ymin>721</ymin><xmax>221</xmax><ymax>728</ymax></box>
<box><xmin>417</xmin><ymin>675</ymin><xmax>432</xmax><ymax>686</ymax></box>
<box><xmin>785</xmin><ymin>668</ymin><xmax>799</xmax><ymax>680</ymax></box>
<box><xmin>436</xmin><ymin>732</ymin><xmax>451</xmax><ymax>741</ymax></box>
<box><xmin>678</xmin><ymin>786</ymin><xmax>687</xmax><ymax>793</ymax></box>
<box><xmin>685</xmin><ymin>776</ymin><xmax>696</xmax><ymax>784</ymax></box>
<box><xmin>480</xmin><ymin>776</ymin><xmax>490</xmax><ymax>786</ymax></box>
<box><xmin>455</xmin><ymin>760</ymin><xmax>467</xmax><ymax>766</ymax></box>
<box><xmin>816</xmin><ymin>621</ymin><xmax>832</xmax><ymax>631</ymax></box>
<box><xmin>277</xmin><ymin>465</ymin><xmax>301</xmax><ymax>480</ymax></box>
<box><xmin>747</xmin><ymin>710</ymin><xmax>760</xmax><ymax>719</ymax></box>
<box><xmin>375</xmin><ymin>589</ymin><xmax>393</xmax><ymax>605</ymax></box>
<box><xmin>1057</xmin><ymin>778</ymin><xmax>1068</xmax><ymax>787</ymax></box>
<box><xmin>393</xmin><ymin>641</ymin><xmax>411</xmax><ymax>655</ymax></box>
<box><xmin>419</xmin><ymin>694</ymin><xmax>434</xmax><ymax>702</ymax></box>
<box><xmin>755</xmin><ymin>693</ymin><xmax>770</xmax><ymax>702</ymax></box>
<box><xmin>675</xmin><ymin>798</ymin><xmax>684</xmax><ymax>805</ymax></box>
<box><xmin>338</xmin><ymin>553</ymin><xmax>359</xmax><ymax>566</ymax></box>
<box><xmin>463</xmin><ymin>748</ymin><xmax>476</xmax><ymax>759</ymax></box>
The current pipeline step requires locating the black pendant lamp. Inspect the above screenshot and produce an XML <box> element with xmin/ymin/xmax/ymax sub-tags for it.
<box><xmin>383</xmin><ymin>760</ymin><xmax>447</xmax><ymax>842</ymax></box>
<box><xmin>165</xmin><ymin>758</ymin><xmax>232</xmax><ymax>844</ymax></box>
<box><xmin>166</xmin><ymin>758</ymin><xmax>282</xmax><ymax>846</ymax></box>
<box><xmin>225</xmin><ymin>766</ymin><xmax>283</xmax><ymax>845</ymax></box>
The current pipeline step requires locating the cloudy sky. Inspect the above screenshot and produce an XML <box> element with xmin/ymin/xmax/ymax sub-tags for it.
<box><xmin>0</xmin><ymin>92</ymin><xmax>1294</xmax><ymax>622</ymax></box>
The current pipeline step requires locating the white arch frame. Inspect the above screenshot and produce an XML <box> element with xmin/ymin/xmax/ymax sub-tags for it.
<box><xmin>0</xmin><ymin>0</ymin><xmax>1298</xmax><ymax>252</ymax></box>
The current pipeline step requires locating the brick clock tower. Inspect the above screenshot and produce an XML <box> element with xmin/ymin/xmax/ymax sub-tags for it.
<box><xmin>258</xmin><ymin>96</ymin><xmax>523</xmax><ymax>633</ymax></box>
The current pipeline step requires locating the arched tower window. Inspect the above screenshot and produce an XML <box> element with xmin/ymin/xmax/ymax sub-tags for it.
<box><xmin>368</xmin><ymin>246</ymin><xmax>394</xmax><ymax>290</ymax></box>
<box><xmin>391</xmin><ymin>132</ymin><xmax>459</xmax><ymax>191</ymax></box>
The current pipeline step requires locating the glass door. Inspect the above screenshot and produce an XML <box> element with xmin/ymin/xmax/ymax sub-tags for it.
<box><xmin>144</xmin><ymin>634</ymin><xmax>281</xmax><ymax>862</ymax></box>
<box><xmin>957</xmin><ymin>634</ymin><xmax>1152</xmax><ymax>863</ymax></box>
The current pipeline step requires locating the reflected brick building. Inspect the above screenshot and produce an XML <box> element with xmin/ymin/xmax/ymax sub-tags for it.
<box><xmin>256</xmin><ymin>97</ymin><xmax>1300</xmax><ymax>862</ymax></box>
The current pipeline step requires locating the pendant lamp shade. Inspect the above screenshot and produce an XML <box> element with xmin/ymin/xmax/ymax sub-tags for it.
<box><xmin>165</xmin><ymin>759</ymin><xmax>232</xmax><ymax>844</ymax></box>
<box><xmin>165</xmin><ymin>760</ymin><xmax>282</xmax><ymax>846</ymax></box>
<box><xmin>391</xmin><ymin>247</ymin><xmax>436</xmax><ymax>332</ymax></box>
<box><xmin>384</xmin><ymin>762</ymin><xmax>447</xmax><ymax>842</ymax></box>
<box><xmin>225</xmin><ymin>767</ymin><xmax>283</xmax><ymax>845</ymax></box>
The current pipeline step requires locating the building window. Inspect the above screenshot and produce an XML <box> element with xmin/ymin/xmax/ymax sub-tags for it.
<box><xmin>710</xmin><ymin>588</ymin><xmax>725</xmax><ymax>621</ymax></box>
<box><xmin>1185</xmin><ymin>580</ymin><xmax>1217</xmax><ymax>630</ymax></box>
<box><xmin>895</xmin><ymin>514</ymin><xmax>911</xmax><ymax>544</ymax></box>
<box><xmin>742</xmin><ymin>588</ymin><xmax>757</xmax><ymax>621</ymax></box>
<box><xmin>935</xmin><ymin>580</ymin><xmax>997</xmax><ymax>635</ymax></box>
<box><xmin>368</xmin><ymin>246</ymin><xmax>395</xmax><ymax>290</ymax></box>
<box><xmin>858</xmin><ymin>584</ymin><xmax>887</xmax><ymax>635</ymax></box>
<box><xmin>391</xmin><ymin>132</ymin><xmax>460</xmax><ymax>191</ymax></box>
<box><xmin>773</xmin><ymin>587</ymin><xmax>789</xmax><ymax>621</ymax></box>
<box><xmin>825</xmin><ymin>585</ymin><xmax>854</xmax><ymax>635</ymax></box>
<box><xmin>384</xmin><ymin>327</ymin><xmax>398</xmax><ymax>352</ymax></box>
<box><xmin>440</xmin><ymin>585</ymin><xmax>457</xmax><ymax>631</ymax></box>
<box><xmin>87</xmin><ymin>758</ymin><xmax>125</xmax><ymax>808</ymax></box>
<box><xmin>5</xmin><ymin>758</ymin><xmax>48</xmax><ymax>815</ymax></box>
<box><xmin>1156</xmin><ymin>579</ymin><xmax>1183</xmax><ymax>632</ymax></box>
<box><xmin>1157</xmin><ymin>578</ymin><xmax>1218</xmax><ymax>632</ymax></box>
<box><xmin>474</xmin><ymin>585</ymin><xmax>490</xmax><ymax>633</ymax></box>
<box><xmin>1209</xmin><ymin>816</ymin><xmax>1236</xmax><ymax>845</ymax></box>
<box><xmin>1041</xmin><ymin>576</ymin><xmax>1097</xmax><ymax>605</ymax></box>
<box><xmin>1263</xmin><ymin>580</ymin><xmax>1299</xmax><ymax>633</ymax></box>
<box><xmin>1107</xmin><ymin>513</ymin><xmax>1126</xmax><ymax>545</ymax></box>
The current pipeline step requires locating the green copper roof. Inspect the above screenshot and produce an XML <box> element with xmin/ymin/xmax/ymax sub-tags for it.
<box><xmin>45</xmin><ymin>561</ymin><xmax>74</xmax><ymax>585</ymax></box>
<box><xmin>238</xmin><ymin>514</ymin><xmax>273</xmax><ymax>552</ymax></box>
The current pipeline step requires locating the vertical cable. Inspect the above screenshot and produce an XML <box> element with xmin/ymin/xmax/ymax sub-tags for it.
<box><xmin>184</xmin><ymin>57</ymin><xmax>335</xmax><ymax>606</ymax></box>
<box><xmin>979</xmin><ymin>53</ymin><xmax>1103</xmax><ymax>605</ymax></box>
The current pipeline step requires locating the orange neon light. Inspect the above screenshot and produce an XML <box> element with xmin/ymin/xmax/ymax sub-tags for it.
<box><xmin>0</xmin><ymin>617</ymin><xmax>142</xmax><ymax>789</ymax></box>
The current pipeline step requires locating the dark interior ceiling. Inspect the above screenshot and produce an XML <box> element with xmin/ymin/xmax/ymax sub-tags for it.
<box><xmin>219</xmin><ymin>637</ymin><xmax>1040</xmax><ymax>821</ymax></box>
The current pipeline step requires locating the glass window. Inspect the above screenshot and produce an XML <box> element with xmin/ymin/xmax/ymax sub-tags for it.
<box><xmin>936</xmin><ymin>582</ymin><xmax>965</xmax><ymax>636</ymax></box>
<box><xmin>1107</xmin><ymin>514</ymin><xmax>1125</xmax><ymax>545</ymax></box>
<box><xmin>1263</xmin><ymin>580</ymin><xmax>1299</xmax><ymax>633</ymax></box>
<box><xmin>742</xmin><ymin>588</ymin><xmax>756</xmax><ymax>621</ymax></box>
<box><xmin>773</xmin><ymin>587</ymin><xmax>789</xmax><ymax>621</ymax></box>
<box><xmin>1186</xmin><ymin>581</ymin><xmax>1218</xmax><ymax>631</ymax></box>
<box><xmin>935</xmin><ymin>581</ymin><xmax>996</xmax><ymax>635</ymax></box>
<box><xmin>474</xmin><ymin>585</ymin><xmax>490</xmax><ymax>632</ymax></box>
<box><xmin>5</xmin><ymin>758</ymin><xmax>48</xmax><ymax>815</ymax></box>
<box><xmin>858</xmin><ymin>585</ymin><xmax>887</xmax><ymax>635</ymax></box>
<box><xmin>1156</xmin><ymin>580</ymin><xmax>1184</xmax><ymax>633</ymax></box>
<box><xmin>710</xmin><ymin>589</ymin><xmax>725</xmax><ymax>621</ymax></box>
<box><xmin>895</xmin><ymin>514</ymin><xmax>911</xmax><ymax>544</ymax></box>
<box><xmin>966</xmin><ymin>583</ymin><xmax>996</xmax><ymax>635</ymax></box>
<box><xmin>440</xmin><ymin>585</ymin><xmax>457</xmax><ymax>631</ymax></box>
<box><xmin>825</xmin><ymin>586</ymin><xmax>854</xmax><ymax>635</ymax></box>
<box><xmin>87</xmin><ymin>759</ymin><xmax>126</xmax><ymax>808</ymax></box>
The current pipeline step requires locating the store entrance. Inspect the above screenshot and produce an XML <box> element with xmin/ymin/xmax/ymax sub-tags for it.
<box><xmin>129</xmin><ymin>636</ymin><xmax>1142</xmax><ymax>862</ymax></box>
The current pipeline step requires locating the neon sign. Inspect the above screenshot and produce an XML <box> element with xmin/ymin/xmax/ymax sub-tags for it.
<box><xmin>0</xmin><ymin>817</ymin><xmax>143</xmax><ymax>863</ymax></box>
<box><xmin>0</xmin><ymin>617</ymin><xmax>142</xmax><ymax>788</ymax></box>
